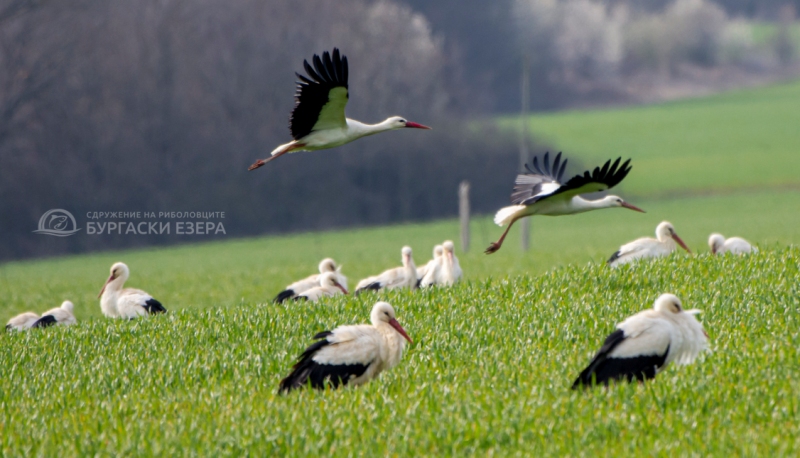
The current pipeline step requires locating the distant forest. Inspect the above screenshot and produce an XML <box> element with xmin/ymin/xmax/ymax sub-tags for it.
<box><xmin>1</xmin><ymin>0</ymin><xmax>797</xmax><ymax>260</ymax></box>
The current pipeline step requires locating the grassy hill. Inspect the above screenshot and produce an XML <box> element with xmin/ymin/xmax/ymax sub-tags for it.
<box><xmin>1</xmin><ymin>250</ymin><xmax>798</xmax><ymax>455</ymax></box>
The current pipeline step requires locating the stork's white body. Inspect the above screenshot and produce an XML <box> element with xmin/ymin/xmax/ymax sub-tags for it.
<box><xmin>709</xmin><ymin>233</ymin><xmax>754</xmax><ymax>255</ymax></box>
<box><xmin>279</xmin><ymin>302</ymin><xmax>412</xmax><ymax>392</ymax></box>
<box><xmin>608</xmin><ymin>221</ymin><xmax>691</xmax><ymax>267</ymax></box>
<box><xmin>99</xmin><ymin>262</ymin><xmax>165</xmax><ymax>319</ymax></box>
<box><xmin>270</xmin><ymin>119</ymin><xmax>403</xmax><ymax>157</ymax></box>
<box><xmin>355</xmin><ymin>246</ymin><xmax>417</xmax><ymax>292</ymax></box>
<box><xmin>6</xmin><ymin>312</ymin><xmax>40</xmax><ymax>331</ymax></box>
<box><xmin>573</xmin><ymin>294</ymin><xmax>708</xmax><ymax>388</ymax></box>
<box><xmin>437</xmin><ymin>241</ymin><xmax>462</xmax><ymax>286</ymax></box>
<box><xmin>419</xmin><ymin>245</ymin><xmax>443</xmax><ymax>287</ymax></box>
<box><xmin>296</xmin><ymin>272</ymin><xmax>347</xmax><ymax>302</ymax></box>
<box><xmin>283</xmin><ymin>259</ymin><xmax>348</xmax><ymax>297</ymax></box>
<box><xmin>37</xmin><ymin>301</ymin><xmax>77</xmax><ymax>327</ymax></box>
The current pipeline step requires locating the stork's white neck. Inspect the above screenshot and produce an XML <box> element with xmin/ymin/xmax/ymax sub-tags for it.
<box><xmin>346</xmin><ymin>118</ymin><xmax>396</xmax><ymax>137</ymax></box>
<box><xmin>570</xmin><ymin>196</ymin><xmax>617</xmax><ymax>212</ymax></box>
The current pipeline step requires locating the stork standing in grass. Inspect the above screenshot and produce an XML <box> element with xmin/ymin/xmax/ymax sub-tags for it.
<box><xmin>248</xmin><ymin>48</ymin><xmax>430</xmax><ymax>171</ymax></box>
<box><xmin>607</xmin><ymin>221</ymin><xmax>691</xmax><ymax>267</ymax></box>
<box><xmin>274</xmin><ymin>258</ymin><xmax>347</xmax><ymax>303</ymax></box>
<box><xmin>6</xmin><ymin>312</ymin><xmax>40</xmax><ymax>331</ymax></box>
<box><xmin>355</xmin><ymin>246</ymin><xmax>417</xmax><ymax>294</ymax></box>
<box><xmin>708</xmin><ymin>233</ymin><xmax>754</xmax><ymax>255</ymax></box>
<box><xmin>485</xmin><ymin>152</ymin><xmax>645</xmax><ymax>254</ymax></box>
<box><xmin>98</xmin><ymin>262</ymin><xmax>167</xmax><ymax>319</ymax></box>
<box><xmin>32</xmin><ymin>301</ymin><xmax>77</xmax><ymax>328</ymax></box>
<box><xmin>279</xmin><ymin>301</ymin><xmax>412</xmax><ymax>392</ymax></box>
<box><xmin>293</xmin><ymin>272</ymin><xmax>348</xmax><ymax>302</ymax></box>
<box><xmin>572</xmin><ymin>293</ymin><xmax>708</xmax><ymax>388</ymax></box>
<box><xmin>438</xmin><ymin>240</ymin><xmax>462</xmax><ymax>286</ymax></box>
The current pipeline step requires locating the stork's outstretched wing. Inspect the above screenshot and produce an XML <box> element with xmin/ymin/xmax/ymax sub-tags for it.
<box><xmin>290</xmin><ymin>48</ymin><xmax>349</xmax><ymax>140</ymax></box>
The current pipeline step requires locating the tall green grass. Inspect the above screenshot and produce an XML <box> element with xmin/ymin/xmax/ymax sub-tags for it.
<box><xmin>1</xmin><ymin>248</ymin><xmax>797</xmax><ymax>455</ymax></box>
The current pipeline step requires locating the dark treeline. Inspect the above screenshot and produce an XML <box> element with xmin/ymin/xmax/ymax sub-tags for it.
<box><xmin>1</xmin><ymin>0</ymin><xmax>797</xmax><ymax>260</ymax></box>
<box><xmin>0</xmin><ymin>0</ymin><xmax>529</xmax><ymax>260</ymax></box>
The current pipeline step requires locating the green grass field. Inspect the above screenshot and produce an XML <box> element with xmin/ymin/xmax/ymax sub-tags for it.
<box><xmin>2</xmin><ymin>81</ymin><xmax>800</xmax><ymax>455</ymax></box>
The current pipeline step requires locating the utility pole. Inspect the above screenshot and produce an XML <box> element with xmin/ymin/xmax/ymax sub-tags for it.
<box><xmin>459</xmin><ymin>181</ymin><xmax>470</xmax><ymax>253</ymax></box>
<box><xmin>519</xmin><ymin>54</ymin><xmax>530</xmax><ymax>251</ymax></box>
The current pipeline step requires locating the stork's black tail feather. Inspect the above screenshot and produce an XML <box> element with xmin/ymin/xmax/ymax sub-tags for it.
<box><xmin>31</xmin><ymin>315</ymin><xmax>58</xmax><ymax>328</ymax></box>
<box><xmin>144</xmin><ymin>298</ymin><xmax>166</xmax><ymax>314</ymax></box>
<box><xmin>273</xmin><ymin>289</ymin><xmax>295</xmax><ymax>304</ymax></box>
<box><xmin>606</xmin><ymin>250</ymin><xmax>622</xmax><ymax>265</ymax></box>
<box><xmin>354</xmin><ymin>282</ymin><xmax>381</xmax><ymax>296</ymax></box>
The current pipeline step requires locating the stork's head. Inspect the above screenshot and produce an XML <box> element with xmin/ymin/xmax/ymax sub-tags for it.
<box><xmin>320</xmin><ymin>272</ymin><xmax>348</xmax><ymax>294</ymax></box>
<box><xmin>371</xmin><ymin>301</ymin><xmax>412</xmax><ymax>343</ymax></box>
<box><xmin>99</xmin><ymin>262</ymin><xmax>130</xmax><ymax>297</ymax></box>
<box><xmin>602</xmin><ymin>195</ymin><xmax>646</xmax><ymax>213</ymax></box>
<box><xmin>385</xmin><ymin>116</ymin><xmax>431</xmax><ymax>130</ymax></box>
<box><xmin>654</xmin><ymin>293</ymin><xmax>683</xmax><ymax>314</ymax></box>
<box><xmin>708</xmin><ymin>233</ymin><xmax>725</xmax><ymax>255</ymax></box>
<box><xmin>401</xmin><ymin>246</ymin><xmax>413</xmax><ymax>266</ymax></box>
<box><xmin>433</xmin><ymin>244</ymin><xmax>444</xmax><ymax>259</ymax></box>
<box><xmin>319</xmin><ymin>258</ymin><xmax>337</xmax><ymax>273</ymax></box>
<box><xmin>61</xmin><ymin>301</ymin><xmax>74</xmax><ymax>312</ymax></box>
<box><xmin>442</xmin><ymin>240</ymin><xmax>456</xmax><ymax>263</ymax></box>
<box><xmin>656</xmin><ymin>221</ymin><xmax>691</xmax><ymax>253</ymax></box>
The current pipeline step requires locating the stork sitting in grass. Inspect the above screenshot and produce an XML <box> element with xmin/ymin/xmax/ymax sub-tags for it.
<box><xmin>279</xmin><ymin>302</ymin><xmax>412</xmax><ymax>392</ymax></box>
<box><xmin>572</xmin><ymin>293</ymin><xmax>708</xmax><ymax>388</ymax></box>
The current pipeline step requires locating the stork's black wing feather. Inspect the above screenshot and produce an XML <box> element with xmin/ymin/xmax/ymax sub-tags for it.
<box><xmin>289</xmin><ymin>48</ymin><xmax>349</xmax><ymax>140</ymax></box>
<box><xmin>526</xmin><ymin>157</ymin><xmax>632</xmax><ymax>205</ymax></box>
<box><xmin>279</xmin><ymin>331</ymin><xmax>370</xmax><ymax>393</ymax></box>
<box><xmin>510</xmin><ymin>152</ymin><xmax>566</xmax><ymax>205</ymax></box>
<box><xmin>572</xmin><ymin>329</ymin><xmax>668</xmax><ymax>389</ymax></box>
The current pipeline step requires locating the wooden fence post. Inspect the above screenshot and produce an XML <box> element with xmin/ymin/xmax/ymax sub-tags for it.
<box><xmin>459</xmin><ymin>180</ymin><xmax>470</xmax><ymax>253</ymax></box>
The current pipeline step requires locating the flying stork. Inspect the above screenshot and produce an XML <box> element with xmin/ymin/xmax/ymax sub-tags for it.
<box><xmin>279</xmin><ymin>301</ymin><xmax>412</xmax><ymax>392</ymax></box>
<box><xmin>248</xmin><ymin>48</ymin><xmax>431</xmax><ymax>171</ymax></box>
<box><xmin>572</xmin><ymin>293</ymin><xmax>708</xmax><ymax>388</ymax></box>
<box><xmin>708</xmin><ymin>233</ymin><xmax>754</xmax><ymax>255</ymax></box>
<box><xmin>485</xmin><ymin>152</ymin><xmax>645</xmax><ymax>254</ymax></box>
<box><xmin>98</xmin><ymin>262</ymin><xmax>167</xmax><ymax>319</ymax></box>
<box><xmin>607</xmin><ymin>221</ymin><xmax>691</xmax><ymax>267</ymax></box>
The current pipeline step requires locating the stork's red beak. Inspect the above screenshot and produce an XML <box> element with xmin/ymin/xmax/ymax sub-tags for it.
<box><xmin>98</xmin><ymin>275</ymin><xmax>114</xmax><ymax>298</ymax></box>
<box><xmin>621</xmin><ymin>201</ymin><xmax>646</xmax><ymax>213</ymax></box>
<box><xmin>334</xmin><ymin>281</ymin><xmax>349</xmax><ymax>295</ymax></box>
<box><xmin>389</xmin><ymin>318</ymin><xmax>412</xmax><ymax>344</ymax></box>
<box><xmin>404</xmin><ymin>122</ymin><xmax>431</xmax><ymax>130</ymax></box>
<box><xmin>672</xmin><ymin>233</ymin><xmax>691</xmax><ymax>253</ymax></box>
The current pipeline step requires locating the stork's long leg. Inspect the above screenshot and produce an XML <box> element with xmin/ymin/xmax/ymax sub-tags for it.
<box><xmin>485</xmin><ymin>217</ymin><xmax>520</xmax><ymax>254</ymax></box>
<box><xmin>248</xmin><ymin>142</ymin><xmax>305</xmax><ymax>171</ymax></box>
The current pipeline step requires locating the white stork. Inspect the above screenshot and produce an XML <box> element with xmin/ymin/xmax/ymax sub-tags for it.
<box><xmin>708</xmin><ymin>233</ymin><xmax>754</xmax><ymax>255</ymax></box>
<box><xmin>572</xmin><ymin>293</ymin><xmax>708</xmax><ymax>388</ymax></box>
<box><xmin>293</xmin><ymin>272</ymin><xmax>348</xmax><ymax>302</ymax></box>
<box><xmin>438</xmin><ymin>240</ymin><xmax>463</xmax><ymax>286</ymax></box>
<box><xmin>607</xmin><ymin>221</ymin><xmax>691</xmax><ymax>267</ymax></box>
<box><xmin>248</xmin><ymin>48</ymin><xmax>431</xmax><ymax>171</ymax></box>
<box><xmin>486</xmin><ymin>152</ymin><xmax>645</xmax><ymax>254</ymax></box>
<box><xmin>279</xmin><ymin>301</ymin><xmax>412</xmax><ymax>392</ymax></box>
<box><xmin>273</xmin><ymin>258</ymin><xmax>347</xmax><ymax>303</ymax></box>
<box><xmin>31</xmin><ymin>301</ymin><xmax>77</xmax><ymax>328</ymax></box>
<box><xmin>417</xmin><ymin>245</ymin><xmax>444</xmax><ymax>287</ymax></box>
<box><xmin>98</xmin><ymin>262</ymin><xmax>167</xmax><ymax>319</ymax></box>
<box><xmin>355</xmin><ymin>246</ymin><xmax>417</xmax><ymax>294</ymax></box>
<box><xmin>6</xmin><ymin>312</ymin><xmax>40</xmax><ymax>331</ymax></box>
